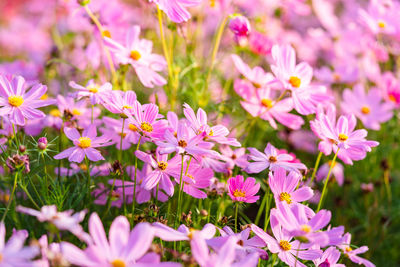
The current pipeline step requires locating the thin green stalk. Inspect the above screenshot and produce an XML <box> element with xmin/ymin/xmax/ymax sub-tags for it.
<box><xmin>317</xmin><ymin>149</ymin><xmax>339</xmax><ymax>212</ymax></box>
<box><xmin>309</xmin><ymin>151</ymin><xmax>323</xmax><ymax>185</ymax></box>
<box><xmin>131</xmin><ymin>136</ymin><xmax>142</xmax><ymax>224</ymax></box>
<box><xmin>42</xmin><ymin>153</ymin><xmax>49</xmax><ymax>198</ymax></box>
<box><xmin>175</xmin><ymin>155</ymin><xmax>185</xmax><ymax>229</ymax></box>
<box><xmin>255</xmin><ymin>190</ymin><xmax>268</xmax><ymax>225</ymax></box>
<box><xmin>294</xmin><ymin>241</ymin><xmax>301</xmax><ymax>267</ymax></box>
<box><xmin>1</xmin><ymin>171</ymin><xmax>19</xmax><ymax>221</ymax></box>
<box><xmin>91</xmin><ymin>105</ymin><xmax>94</xmax><ymax>124</ymax></box>
<box><xmin>85</xmin><ymin>157</ymin><xmax>91</xmax><ymax>203</ymax></box>
<box><xmin>264</xmin><ymin>191</ymin><xmax>272</xmax><ymax>232</ymax></box>
<box><xmin>205</xmin><ymin>16</ymin><xmax>229</xmax><ymax>88</ymax></box>
<box><xmin>207</xmin><ymin>199</ymin><xmax>211</xmax><ymax>223</ymax></box>
<box><xmin>234</xmin><ymin>202</ymin><xmax>239</xmax><ymax>233</ymax></box>
<box><xmin>19</xmin><ymin>185</ymin><xmax>40</xmax><ymax>209</ymax></box>
<box><xmin>119</xmin><ymin>118</ymin><xmax>126</xmax><ymax>214</ymax></box>
<box><xmin>12</xmin><ymin>123</ymin><xmax>20</xmax><ymax>151</ymax></box>
<box><xmin>155</xmin><ymin>183</ymin><xmax>160</xmax><ymax>204</ymax></box>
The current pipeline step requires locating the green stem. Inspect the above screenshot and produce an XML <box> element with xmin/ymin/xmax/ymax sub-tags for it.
<box><xmin>317</xmin><ymin>149</ymin><xmax>339</xmax><ymax>212</ymax></box>
<box><xmin>91</xmin><ymin>105</ymin><xmax>94</xmax><ymax>124</ymax></box>
<box><xmin>1</xmin><ymin>171</ymin><xmax>19</xmax><ymax>221</ymax></box>
<box><xmin>264</xmin><ymin>190</ymin><xmax>272</xmax><ymax>232</ymax></box>
<box><xmin>85</xmin><ymin>157</ymin><xmax>91</xmax><ymax>203</ymax></box>
<box><xmin>119</xmin><ymin>118</ymin><xmax>126</xmax><ymax>214</ymax></box>
<box><xmin>235</xmin><ymin>202</ymin><xmax>239</xmax><ymax>233</ymax></box>
<box><xmin>19</xmin><ymin>185</ymin><xmax>40</xmax><ymax>209</ymax></box>
<box><xmin>175</xmin><ymin>155</ymin><xmax>185</xmax><ymax>229</ymax></box>
<box><xmin>309</xmin><ymin>151</ymin><xmax>323</xmax><ymax>186</ymax></box>
<box><xmin>255</xmin><ymin>190</ymin><xmax>268</xmax><ymax>225</ymax></box>
<box><xmin>131</xmin><ymin>136</ymin><xmax>142</xmax><ymax>224</ymax></box>
<box><xmin>42</xmin><ymin>153</ymin><xmax>49</xmax><ymax>198</ymax></box>
<box><xmin>12</xmin><ymin>123</ymin><xmax>20</xmax><ymax>151</ymax></box>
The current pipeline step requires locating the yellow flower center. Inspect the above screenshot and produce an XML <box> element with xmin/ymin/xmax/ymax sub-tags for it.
<box><xmin>0</xmin><ymin>253</ymin><xmax>3</xmax><ymax>262</ymax></box>
<box><xmin>268</xmin><ymin>156</ymin><xmax>277</xmax><ymax>163</ymax></box>
<box><xmin>338</xmin><ymin>133</ymin><xmax>348</xmax><ymax>142</ymax></box>
<box><xmin>128</xmin><ymin>123</ymin><xmax>138</xmax><ymax>132</ymax></box>
<box><xmin>130</xmin><ymin>50</ymin><xmax>141</xmax><ymax>61</ymax></box>
<box><xmin>345</xmin><ymin>246</ymin><xmax>353</xmax><ymax>252</ymax></box>
<box><xmin>378</xmin><ymin>21</ymin><xmax>386</xmax><ymax>28</ymax></box>
<box><xmin>119</xmin><ymin>132</ymin><xmax>127</xmax><ymax>138</ymax></box>
<box><xmin>40</xmin><ymin>93</ymin><xmax>48</xmax><ymax>100</ymax></box>
<box><xmin>210</xmin><ymin>0</ymin><xmax>216</xmax><ymax>7</ymax></box>
<box><xmin>140</xmin><ymin>122</ymin><xmax>153</xmax><ymax>132</ymax></box>
<box><xmin>187</xmin><ymin>228</ymin><xmax>196</xmax><ymax>240</ymax></box>
<box><xmin>8</xmin><ymin>95</ymin><xmax>24</xmax><ymax>107</ymax></box>
<box><xmin>279</xmin><ymin>192</ymin><xmax>292</xmax><ymax>204</ymax></box>
<box><xmin>252</xmin><ymin>82</ymin><xmax>262</xmax><ymax>89</ymax></box>
<box><xmin>158</xmin><ymin>161</ymin><xmax>168</xmax><ymax>171</ymax></box>
<box><xmin>102</xmin><ymin>30</ymin><xmax>111</xmax><ymax>38</ymax></box>
<box><xmin>78</xmin><ymin>137</ymin><xmax>91</xmax><ymax>149</ymax></box>
<box><xmin>279</xmin><ymin>240</ymin><xmax>292</xmax><ymax>251</ymax></box>
<box><xmin>361</xmin><ymin>106</ymin><xmax>370</xmax><ymax>114</ymax></box>
<box><xmin>122</xmin><ymin>105</ymin><xmax>132</xmax><ymax>110</ymax></box>
<box><xmin>300</xmin><ymin>224</ymin><xmax>311</xmax><ymax>233</ymax></box>
<box><xmin>111</xmin><ymin>259</ymin><xmax>126</xmax><ymax>267</ymax></box>
<box><xmin>389</xmin><ymin>94</ymin><xmax>397</xmax><ymax>102</ymax></box>
<box><xmin>261</xmin><ymin>98</ymin><xmax>273</xmax><ymax>108</ymax></box>
<box><xmin>328</xmin><ymin>160</ymin><xmax>336</xmax><ymax>167</ymax></box>
<box><xmin>333</xmin><ymin>73</ymin><xmax>341</xmax><ymax>82</ymax></box>
<box><xmin>289</xmin><ymin>76</ymin><xmax>301</xmax><ymax>88</ymax></box>
<box><xmin>79</xmin><ymin>164</ymin><xmax>88</xmax><ymax>171</ymax></box>
<box><xmin>178</xmin><ymin>140</ymin><xmax>187</xmax><ymax>148</ymax></box>
<box><xmin>187</xmin><ymin>174</ymin><xmax>195</xmax><ymax>179</ymax></box>
<box><xmin>72</xmin><ymin>108</ymin><xmax>82</xmax><ymax>116</ymax></box>
<box><xmin>233</xmin><ymin>189</ymin><xmax>246</xmax><ymax>198</ymax></box>
<box><xmin>87</xmin><ymin>84</ymin><xmax>99</xmax><ymax>93</ymax></box>
<box><xmin>50</xmin><ymin>109</ymin><xmax>62</xmax><ymax>117</ymax></box>
<box><xmin>208</xmin><ymin>129</ymin><xmax>214</xmax><ymax>136</ymax></box>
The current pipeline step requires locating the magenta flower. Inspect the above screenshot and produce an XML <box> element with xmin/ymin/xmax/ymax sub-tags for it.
<box><xmin>101</xmin><ymin>90</ymin><xmax>137</xmax><ymax>115</ymax></box>
<box><xmin>341</xmin><ymin>84</ymin><xmax>393</xmax><ymax>130</ymax></box>
<box><xmin>275</xmin><ymin>202</ymin><xmax>344</xmax><ymax>247</ymax></box>
<box><xmin>0</xmin><ymin>222</ymin><xmax>38</xmax><ymax>266</ymax></box>
<box><xmin>338</xmin><ymin>233</ymin><xmax>375</xmax><ymax>267</ymax></box>
<box><xmin>246</xmin><ymin>143</ymin><xmax>307</xmax><ymax>173</ymax></box>
<box><xmin>251</xmin><ymin>215</ymin><xmax>322</xmax><ymax>267</ymax></box>
<box><xmin>316</xmin><ymin>113</ymin><xmax>379</xmax><ymax>165</ymax></box>
<box><xmin>227</xmin><ymin>175</ymin><xmax>260</xmax><ymax>203</ymax></box>
<box><xmin>271</xmin><ymin>44</ymin><xmax>331</xmax><ymax>115</ymax></box>
<box><xmin>61</xmin><ymin>213</ymin><xmax>175</xmax><ymax>266</ymax></box>
<box><xmin>69</xmin><ymin>79</ymin><xmax>112</xmax><ymax>105</ymax></box>
<box><xmin>316</xmin><ymin>161</ymin><xmax>345</xmax><ymax>186</ymax></box>
<box><xmin>135</xmin><ymin>149</ymin><xmax>178</xmax><ymax>196</ymax></box>
<box><xmin>149</xmin><ymin>0</ymin><xmax>202</xmax><ymax>23</ymax></box>
<box><xmin>0</xmin><ymin>74</ymin><xmax>55</xmax><ymax>125</ymax></box>
<box><xmin>379</xmin><ymin>72</ymin><xmax>400</xmax><ymax>107</ymax></box>
<box><xmin>54</xmin><ymin>124</ymin><xmax>111</xmax><ymax>163</ymax></box>
<box><xmin>17</xmin><ymin>205</ymin><xmax>90</xmax><ymax>243</ymax></box>
<box><xmin>229</xmin><ymin>15</ymin><xmax>251</xmax><ymax>39</ymax></box>
<box><xmin>176</xmin><ymin>162</ymin><xmax>213</xmax><ymax>199</ymax></box>
<box><xmin>269</xmin><ymin>168</ymin><xmax>313</xmax><ymax>205</ymax></box>
<box><xmin>104</xmin><ymin>26</ymin><xmax>167</xmax><ymax>88</ymax></box>
<box><xmin>238</xmin><ymin>86</ymin><xmax>304</xmax><ymax>130</ymax></box>
<box><xmin>313</xmin><ymin>246</ymin><xmax>345</xmax><ymax>267</ymax></box>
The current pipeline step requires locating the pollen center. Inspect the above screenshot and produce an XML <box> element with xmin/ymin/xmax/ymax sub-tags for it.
<box><xmin>72</xmin><ymin>108</ymin><xmax>82</xmax><ymax>116</ymax></box>
<box><xmin>252</xmin><ymin>82</ymin><xmax>262</xmax><ymax>89</ymax></box>
<box><xmin>128</xmin><ymin>123</ymin><xmax>138</xmax><ymax>131</ymax></box>
<box><xmin>8</xmin><ymin>95</ymin><xmax>24</xmax><ymax>107</ymax></box>
<box><xmin>102</xmin><ymin>30</ymin><xmax>111</xmax><ymax>38</ymax></box>
<box><xmin>122</xmin><ymin>105</ymin><xmax>132</xmax><ymax>109</ymax></box>
<box><xmin>130</xmin><ymin>50</ymin><xmax>141</xmax><ymax>61</ymax></box>
<box><xmin>279</xmin><ymin>192</ymin><xmax>292</xmax><ymax>204</ymax></box>
<box><xmin>50</xmin><ymin>109</ymin><xmax>61</xmax><ymax>117</ymax></box>
<box><xmin>140</xmin><ymin>122</ymin><xmax>153</xmax><ymax>132</ymax></box>
<box><xmin>279</xmin><ymin>240</ymin><xmax>292</xmax><ymax>251</ymax></box>
<box><xmin>111</xmin><ymin>259</ymin><xmax>126</xmax><ymax>267</ymax></box>
<box><xmin>158</xmin><ymin>161</ymin><xmax>168</xmax><ymax>171</ymax></box>
<box><xmin>78</xmin><ymin>137</ymin><xmax>92</xmax><ymax>149</ymax></box>
<box><xmin>261</xmin><ymin>98</ymin><xmax>273</xmax><ymax>108</ymax></box>
<box><xmin>361</xmin><ymin>106</ymin><xmax>370</xmax><ymax>114</ymax></box>
<box><xmin>300</xmin><ymin>224</ymin><xmax>311</xmax><ymax>233</ymax></box>
<box><xmin>268</xmin><ymin>155</ymin><xmax>277</xmax><ymax>163</ymax></box>
<box><xmin>87</xmin><ymin>84</ymin><xmax>99</xmax><ymax>93</ymax></box>
<box><xmin>345</xmin><ymin>246</ymin><xmax>353</xmax><ymax>252</ymax></box>
<box><xmin>378</xmin><ymin>21</ymin><xmax>386</xmax><ymax>28</ymax></box>
<box><xmin>388</xmin><ymin>94</ymin><xmax>397</xmax><ymax>102</ymax></box>
<box><xmin>289</xmin><ymin>76</ymin><xmax>301</xmax><ymax>88</ymax></box>
<box><xmin>178</xmin><ymin>139</ymin><xmax>187</xmax><ymax>148</ymax></box>
<box><xmin>338</xmin><ymin>133</ymin><xmax>348</xmax><ymax>142</ymax></box>
<box><xmin>233</xmin><ymin>189</ymin><xmax>246</xmax><ymax>198</ymax></box>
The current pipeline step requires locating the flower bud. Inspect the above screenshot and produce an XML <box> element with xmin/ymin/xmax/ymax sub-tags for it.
<box><xmin>78</xmin><ymin>0</ymin><xmax>91</xmax><ymax>6</ymax></box>
<box><xmin>38</xmin><ymin>137</ymin><xmax>48</xmax><ymax>151</ymax></box>
<box><xmin>229</xmin><ymin>14</ymin><xmax>251</xmax><ymax>37</ymax></box>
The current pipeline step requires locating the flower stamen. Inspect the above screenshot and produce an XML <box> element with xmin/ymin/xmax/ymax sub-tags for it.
<box><xmin>279</xmin><ymin>240</ymin><xmax>292</xmax><ymax>251</ymax></box>
<box><xmin>78</xmin><ymin>137</ymin><xmax>91</xmax><ymax>149</ymax></box>
<box><xmin>279</xmin><ymin>192</ymin><xmax>292</xmax><ymax>204</ymax></box>
<box><xmin>289</xmin><ymin>76</ymin><xmax>301</xmax><ymax>88</ymax></box>
<box><xmin>8</xmin><ymin>95</ymin><xmax>24</xmax><ymax>107</ymax></box>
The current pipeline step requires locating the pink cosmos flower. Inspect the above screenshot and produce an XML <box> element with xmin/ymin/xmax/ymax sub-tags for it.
<box><xmin>175</xmin><ymin>161</ymin><xmax>213</xmax><ymax>199</ymax></box>
<box><xmin>126</xmin><ymin>101</ymin><xmax>168</xmax><ymax>141</ymax></box>
<box><xmin>69</xmin><ymin>79</ymin><xmax>112</xmax><ymax>105</ymax></box>
<box><xmin>313</xmin><ymin>112</ymin><xmax>379</xmax><ymax>165</ymax></box>
<box><xmin>61</xmin><ymin>213</ymin><xmax>176</xmax><ymax>266</ymax></box>
<box><xmin>246</xmin><ymin>143</ymin><xmax>307</xmax><ymax>173</ymax></box>
<box><xmin>227</xmin><ymin>175</ymin><xmax>260</xmax><ymax>203</ymax></box>
<box><xmin>0</xmin><ymin>222</ymin><xmax>38</xmax><ymax>266</ymax></box>
<box><xmin>229</xmin><ymin>15</ymin><xmax>251</xmax><ymax>46</ymax></box>
<box><xmin>341</xmin><ymin>84</ymin><xmax>393</xmax><ymax>130</ymax></box>
<box><xmin>183</xmin><ymin>103</ymin><xmax>240</xmax><ymax>146</ymax></box>
<box><xmin>271</xmin><ymin>44</ymin><xmax>331</xmax><ymax>115</ymax></box>
<box><xmin>239</xmin><ymin>86</ymin><xmax>304</xmax><ymax>130</ymax></box>
<box><xmin>149</xmin><ymin>0</ymin><xmax>202</xmax><ymax>23</ymax></box>
<box><xmin>207</xmin><ymin>226</ymin><xmax>268</xmax><ymax>261</ymax></box>
<box><xmin>101</xmin><ymin>90</ymin><xmax>137</xmax><ymax>115</ymax></box>
<box><xmin>219</xmin><ymin>146</ymin><xmax>249</xmax><ymax>171</ymax></box>
<box><xmin>54</xmin><ymin>124</ymin><xmax>112</xmax><ymax>163</ymax></box>
<box><xmin>275</xmin><ymin>202</ymin><xmax>344</xmax><ymax>247</ymax></box>
<box><xmin>0</xmin><ymin>74</ymin><xmax>55</xmax><ymax>125</ymax></box>
<box><xmin>101</xmin><ymin>117</ymin><xmax>141</xmax><ymax>150</ymax></box>
<box><xmin>104</xmin><ymin>26</ymin><xmax>167</xmax><ymax>88</ymax></box>
<box><xmin>316</xmin><ymin>161</ymin><xmax>344</xmax><ymax>186</ymax></box>
<box><xmin>338</xmin><ymin>233</ymin><xmax>375</xmax><ymax>267</ymax></box>
<box><xmin>16</xmin><ymin>205</ymin><xmax>90</xmax><ymax>243</ymax></box>
<box><xmin>379</xmin><ymin>72</ymin><xmax>400</xmax><ymax>107</ymax></box>
<box><xmin>251</xmin><ymin>215</ymin><xmax>322</xmax><ymax>267</ymax></box>
<box><xmin>269</xmin><ymin>168</ymin><xmax>313</xmax><ymax>205</ymax></box>
<box><xmin>135</xmin><ymin>149</ymin><xmax>179</xmax><ymax>196</ymax></box>
<box><xmin>359</xmin><ymin>1</ymin><xmax>396</xmax><ymax>35</ymax></box>
<box><xmin>313</xmin><ymin>246</ymin><xmax>345</xmax><ymax>267</ymax></box>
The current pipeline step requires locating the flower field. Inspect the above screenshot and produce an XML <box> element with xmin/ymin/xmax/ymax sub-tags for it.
<box><xmin>0</xmin><ymin>0</ymin><xmax>399</xmax><ymax>266</ymax></box>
